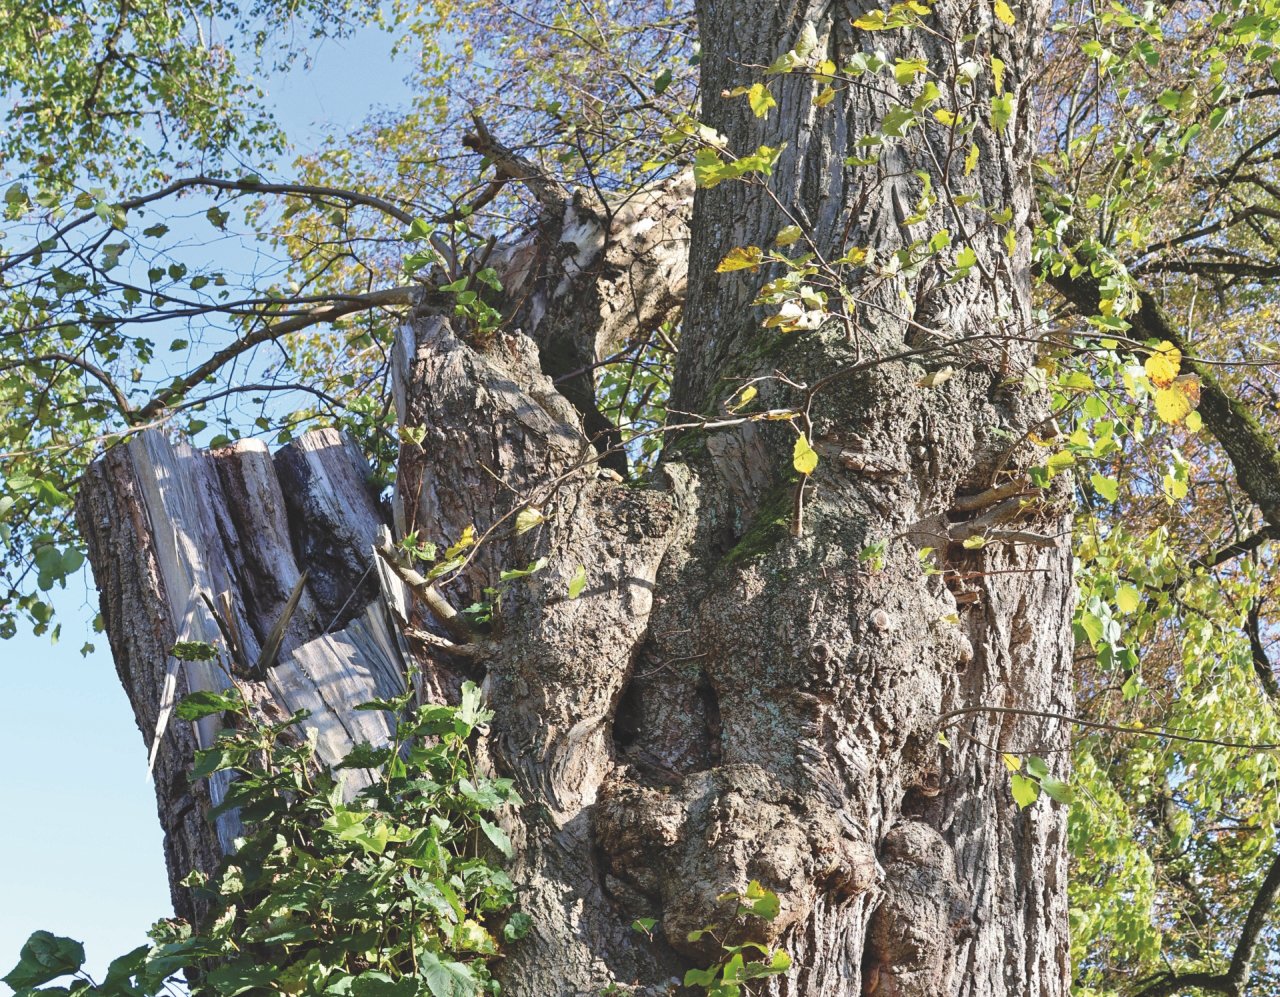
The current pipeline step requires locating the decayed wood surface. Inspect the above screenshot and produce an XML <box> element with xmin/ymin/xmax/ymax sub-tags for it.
<box><xmin>77</xmin><ymin>427</ymin><xmax>410</xmax><ymax>919</ymax></box>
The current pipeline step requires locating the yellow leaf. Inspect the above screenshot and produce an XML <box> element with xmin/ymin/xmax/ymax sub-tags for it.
<box><xmin>1002</xmin><ymin>753</ymin><xmax>1021</xmax><ymax>773</ymax></box>
<box><xmin>793</xmin><ymin>435</ymin><xmax>819</xmax><ymax>475</ymax></box>
<box><xmin>717</xmin><ymin>246</ymin><xmax>764</xmax><ymax>272</ymax></box>
<box><xmin>916</xmin><ymin>365</ymin><xmax>955</xmax><ymax>388</ymax></box>
<box><xmin>444</xmin><ymin>525</ymin><xmax>476</xmax><ymax>560</ymax></box>
<box><xmin>1144</xmin><ymin>341</ymin><xmax>1181</xmax><ymax>387</ymax></box>
<box><xmin>994</xmin><ymin>0</ymin><xmax>1015</xmax><ymax>25</ymax></box>
<box><xmin>1153</xmin><ymin>376</ymin><xmax>1200</xmax><ymax>424</ymax></box>
<box><xmin>853</xmin><ymin>10</ymin><xmax>887</xmax><ymax>29</ymax></box>
<box><xmin>962</xmin><ymin>535</ymin><xmax>987</xmax><ymax>549</ymax></box>
<box><xmin>965</xmin><ymin>143</ymin><xmax>980</xmax><ymax>175</ymax></box>
<box><xmin>991</xmin><ymin>56</ymin><xmax>1006</xmax><ymax>96</ymax></box>
<box><xmin>934</xmin><ymin>108</ymin><xmax>958</xmax><ymax>126</ymax></box>
<box><xmin>775</xmin><ymin>225</ymin><xmax>803</xmax><ymax>247</ymax></box>
<box><xmin>514</xmin><ymin>507</ymin><xmax>545</xmax><ymax>535</ymax></box>
<box><xmin>894</xmin><ymin>58</ymin><xmax>929</xmax><ymax>85</ymax></box>
<box><xmin>1154</xmin><ymin>386</ymin><xmax>1190</xmax><ymax>423</ymax></box>
<box><xmin>814</xmin><ymin>85</ymin><xmax>837</xmax><ymax>108</ymax></box>
<box><xmin>1175</xmin><ymin>372</ymin><xmax>1200</xmax><ymax>406</ymax></box>
<box><xmin>1116</xmin><ymin>585</ymin><xmax>1142</xmax><ymax>614</ymax></box>
<box><xmin>747</xmin><ymin>82</ymin><xmax>776</xmax><ymax>117</ymax></box>
<box><xmin>729</xmin><ymin>385</ymin><xmax>758</xmax><ymax>411</ymax></box>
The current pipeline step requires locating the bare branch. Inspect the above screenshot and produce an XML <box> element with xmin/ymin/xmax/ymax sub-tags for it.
<box><xmin>462</xmin><ymin>114</ymin><xmax>567</xmax><ymax>211</ymax></box>
<box><xmin>2</xmin><ymin>175</ymin><xmax>418</xmax><ymax>276</ymax></box>
<box><xmin>135</xmin><ymin>285</ymin><xmax>418</xmax><ymax>421</ymax></box>
<box><xmin>1132</xmin><ymin>847</ymin><xmax>1280</xmax><ymax>996</ymax></box>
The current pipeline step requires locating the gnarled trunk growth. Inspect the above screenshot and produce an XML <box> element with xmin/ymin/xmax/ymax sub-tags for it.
<box><xmin>77</xmin><ymin>0</ymin><xmax>1072</xmax><ymax>993</ymax></box>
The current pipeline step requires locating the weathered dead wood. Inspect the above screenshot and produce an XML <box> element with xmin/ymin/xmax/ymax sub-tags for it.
<box><xmin>77</xmin><ymin>428</ymin><xmax>410</xmax><ymax>921</ymax></box>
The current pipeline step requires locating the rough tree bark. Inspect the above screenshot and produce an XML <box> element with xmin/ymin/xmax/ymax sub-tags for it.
<box><xmin>77</xmin><ymin>0</ymin><xmax>1072</xmax><ymax>994</ymax></box>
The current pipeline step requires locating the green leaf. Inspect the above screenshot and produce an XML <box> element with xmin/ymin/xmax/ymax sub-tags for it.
<box><xmin>3</xmin><ymin>932</ymin><xmax>86</xmax><ymax>990</ymax></box>
<box><xmin>1010</xmin><ymin>773</ymin><xmax>1040</xmax><ymax>809</ymax></box>
<box><xmin>1115</xmin><ymin>585</ymin><xmax>1142</xmax><ymax>615</ymax></box>
<box><xmin>418</xmin><ymin>950</ymin><xmax>479</xmax><ymax>997</ymax></box>
<box><xmin>1090</xmin><ymin>473</ymin><xmax>1119</xmax><ymax>502</ymax></box>
<box><xmin>990</xmin><ymin>93</ymin><xmax>1014</xmax><ymax>130</ymax></box>
<box><xmin>175</xmin><ymin>689</ymin><xmax>242</xmax><ymax>720</ymax></box>
<box><xmin>350</xmin><ymin>971</ymin><xmax>418</xmax><ymax>997</ymax></box>
<box><xmin>568</xmin><ymin>564</ymin><xmax>588</xmax><ymax>600</ymax></box>
<box><xmin>1040</xmin><ymin>775</ymin><xmax>1075</xmax><ymax>805</ymax></box>
<box><xmin>894</xmin><ymin>58</ymin><xmax>928</xmax><ymax>85</ymax></box>
<box><xmin>206</xmin><ymin>961</ymin><xmax>279</xmax><ymax>996</ymax></box>
<box><xmin>504</xmin><ymin>912</ymin><xmax>534</xmax><ymax>942</ymax></box>
<box><xmin>480</xmin><ymin>818</ymin><xmax>514</xmax><ymax>859</ymax></box>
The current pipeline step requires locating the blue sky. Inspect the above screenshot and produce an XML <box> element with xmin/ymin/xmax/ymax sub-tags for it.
<box><xmin>1</xmin><ymin>21</ymin><xmax>411</xmax><ymax>988</ymax></box>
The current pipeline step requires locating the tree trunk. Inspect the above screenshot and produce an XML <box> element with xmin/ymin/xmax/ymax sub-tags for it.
<box><xmin>76</xmin><ymin>1</ymin><xmax>1072</xmax><ymax>994</ymax></box>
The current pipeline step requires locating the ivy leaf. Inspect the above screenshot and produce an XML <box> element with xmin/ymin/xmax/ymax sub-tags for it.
<box><xmin>504</xmin><ymin>912</ymin><xmax>534</xmax><ymax>942</ymax></box>
<box><xmin>175</xmin><ymin>689</ymin><xmax>243</xmax><ymax>721</ymax></box>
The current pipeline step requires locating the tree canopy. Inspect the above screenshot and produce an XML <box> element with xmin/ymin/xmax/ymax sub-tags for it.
<box><xmin>9</xmin><ymin>0</ymin><xmax>1280</xmax><ymax>993</ymax></box>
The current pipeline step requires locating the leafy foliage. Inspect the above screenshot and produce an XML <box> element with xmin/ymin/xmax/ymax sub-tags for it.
<box><xmin>3</xmin><ymin>675</ymin><xmax>524</xmax><ymax>997</ymax></box>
